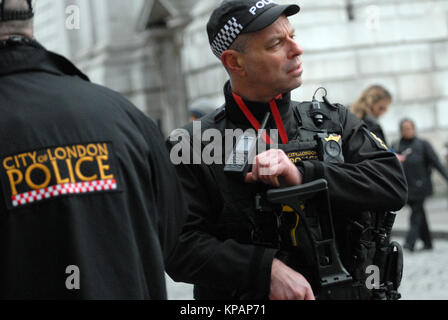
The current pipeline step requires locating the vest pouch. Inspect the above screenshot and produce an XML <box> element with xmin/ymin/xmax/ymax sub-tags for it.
<box><xmin>352</xmin><ymin>240</ymin><xmax>377</xmax><ymax>281</ymax></box>
<box><xmin>385</xmin><ymin>241</ymin><xmax>404</xmax><ymax>292</ymax></box>
<box><xmin>370</xmin><ymin>241</ymin><xmax>403</xmax><ymax>300</ymax></box>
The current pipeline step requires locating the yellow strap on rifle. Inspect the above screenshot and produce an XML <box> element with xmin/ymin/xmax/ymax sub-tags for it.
<box><xmin>282</xmin><ymin>205</ymin><xmax>302</xmax><ymax>247</ymax></box>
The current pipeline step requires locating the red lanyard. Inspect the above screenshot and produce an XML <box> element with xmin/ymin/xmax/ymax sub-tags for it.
<box><xmin>232</xmin><ymin>92</ymin><xmax>289</xmax><ymax>145</ymax></box>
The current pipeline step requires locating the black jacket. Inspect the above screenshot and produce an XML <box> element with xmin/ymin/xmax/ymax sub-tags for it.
<box><xmin>394</xmin><ymin>137</ymin><xmax>448</xmax><ymax>202</ymax></box>
<box><xmin>166</xmin><ymin>81</ymin><xmax>407</xmax><ymax>299</ymax></box>
<box><xmin>0</xmin><ymin>40</ymin><xmax>184</xmax><ymax>299</ymax></box>
<box><xmin>363</xmin><ymin>114</ymin><xmax>388</xmax><ymax>147</ymax></box>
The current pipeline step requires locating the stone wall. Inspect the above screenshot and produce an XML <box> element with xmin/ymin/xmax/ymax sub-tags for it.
<box><xmin>33</xmin><ymin>0</ymin><xmax>187</xmax><ymax>134</ymax></box>
<box><xmin>34</xmin><ymin>0</ymin><xmax>70</xmax><ymax>57</ymax></box>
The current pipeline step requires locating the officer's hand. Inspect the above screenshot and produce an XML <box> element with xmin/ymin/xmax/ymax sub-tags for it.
<box><xmin>269</xmin><ymin>258</ymin><xmax>315</xmax><ymax>300</ymax></box>
<box><xmin>245</xmin><ymin>149</ymin><xmax>302</xmax><ymax>187</ymax></box>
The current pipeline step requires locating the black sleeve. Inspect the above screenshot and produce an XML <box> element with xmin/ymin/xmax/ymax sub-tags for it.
<box><xmin>165</xmin><ymin>131</ymin><xmax>277</xmax><ymax>299</ymax></box>
<box><xmin>366</xmin><ymin>121</ymin><xmax>388</xmax><ymax>147</ymax></box>
<box><xmin>144</xmin><ymin>119</ymin><xmax>186</xmax><ymax>262</ymax></box>
<box><xmin>423</xmin><ymin>140</ymin><xmax>448</xmax><ymax>182</ymax></box>
<box><xmin>301</xmin><ymin>107</ymin><xmax>408</xmax><ymax>213</ymax></box>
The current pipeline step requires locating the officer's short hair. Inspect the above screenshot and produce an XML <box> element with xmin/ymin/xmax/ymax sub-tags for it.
<box><xmin>229</xmin><ymin>33</ymin><xmax>251</xmax><ymax>54</ymax></box>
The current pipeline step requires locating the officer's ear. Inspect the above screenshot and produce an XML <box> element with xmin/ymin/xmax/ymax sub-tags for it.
<box><xmin>221</xmin><ymin>50</ymin><xmax>246</xmax><ymax>77</ymax></box>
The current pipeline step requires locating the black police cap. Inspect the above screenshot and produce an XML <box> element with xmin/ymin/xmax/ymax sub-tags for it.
<box><xmin>0</xmin><ymin>0</ymin><xmax>34</xmax><ymax>22</ymax></box>
<box><xmin>207</xmin><ymin>0</ymin><xmax>300</xmax><ymax>59</ymax></box>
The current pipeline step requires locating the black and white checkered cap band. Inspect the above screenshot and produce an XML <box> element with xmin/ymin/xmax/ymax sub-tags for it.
<box><xmin>211</xmin><ymin>17</ymin><xmax>244</xmax><ymax>58</ymax></box>
<box><xmin>0</xmin><ymin>0</ymin><xmax>34</xmax><ymax>22</ymax></box>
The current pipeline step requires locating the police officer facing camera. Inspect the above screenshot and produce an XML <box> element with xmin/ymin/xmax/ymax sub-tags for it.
<box><xmin>0</xmin><ymin>0</ymin><xmax>185</xmax><ymax>299</ymax></box>
<box><xmin>167</xmin><ymin>0</ymin><xmax>407</xmax><ymax>300</ymax></box>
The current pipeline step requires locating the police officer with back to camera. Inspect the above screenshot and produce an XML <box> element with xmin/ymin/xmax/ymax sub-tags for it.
<box><xmin>166</xmin><ymin>0</ymin><xmax>408</xmax><ymax>300</ymax></box>
<box><xmin>0</xmin><ymin>0</ymin><xmax>185</xmax><ymax>299</ymax></box>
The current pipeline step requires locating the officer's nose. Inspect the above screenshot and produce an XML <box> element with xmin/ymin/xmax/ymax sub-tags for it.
<box><xmin>288</xmin><ymin>38</ymin><xmax>303</xmax><ymax>59</ymax></box>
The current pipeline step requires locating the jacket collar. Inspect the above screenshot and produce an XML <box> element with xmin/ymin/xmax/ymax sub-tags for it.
<box><xmin>0</xmin><ymin>40</ymin><xmax>89</xmax><ymax>81</ymax></box>
<box><xmin>223</xmin><ymin>81</ymin><xmax>293</xmax><ymax>129</ymax></box>
<box><xmin>364</xmin><ymin>114</ymin><xmax>380</xmax><ymax>124</ymax></box>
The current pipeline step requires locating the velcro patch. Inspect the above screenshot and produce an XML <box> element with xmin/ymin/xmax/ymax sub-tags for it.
<box><xmin>1</xmin><ymin>142</ymin><xmax>119</xmax><ymax>209</ymax></box>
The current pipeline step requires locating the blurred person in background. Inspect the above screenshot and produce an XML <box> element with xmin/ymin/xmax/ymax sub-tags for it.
<box><xmin>188</xmin><ymin>98</ymin><xmax>217</xmax><ymax>122</ymax></box>
<box><xmin>394</xmin><ymin>119</ymin><xmax>448</xmax><ymax>252</ymax></box>
<box><xmin>351</xmin><ymin>85</ymin><xmax>392</xmax><ymax>146</ymax></box>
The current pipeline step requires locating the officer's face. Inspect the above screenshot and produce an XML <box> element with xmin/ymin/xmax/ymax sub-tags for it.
<box><xmin>239</xmin><ymin>15</ymin><xmax>303</xmax><ymax>100</ymax></box>
<box><xmin>371</xmin><ymin>99</ymin><xmax>391</xmax><ymax>118</ymax></box>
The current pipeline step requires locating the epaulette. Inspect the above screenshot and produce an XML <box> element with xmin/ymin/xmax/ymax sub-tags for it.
<box><xmin>323</xmin><ymin>96</ymin><xmax>342</xmax><ymax>110</ymax></box>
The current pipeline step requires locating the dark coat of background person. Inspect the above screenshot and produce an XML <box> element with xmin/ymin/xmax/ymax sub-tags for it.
<box><xmin>394</xmin><ymin>137</ymin><xmax>448</xmax><ymax>201</ymax></box>
<box><xmin>0</xmin><ymin>41</ymin><xmax>185</xmax><ymax>299</ymax></box>
<box><xmin>394</xmin><ymin>123</ymin><xmax>448</xmax><ymax>251</ymax></box>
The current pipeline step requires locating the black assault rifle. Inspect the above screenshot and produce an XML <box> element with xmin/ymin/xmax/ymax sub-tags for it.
<box><xmin>262</xmin><ymin>180</ymin><xmax>403</xmax><ymax>300</ymax></box>
<box><xmin>265</xmin><ymin>179</ymin><xmax>353</xmax><ymax>299</ymax></box>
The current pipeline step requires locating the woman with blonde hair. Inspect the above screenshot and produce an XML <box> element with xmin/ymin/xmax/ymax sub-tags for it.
<box><xmin>351</xmin><ymin>85</ymin><xmax>392</xmax><ymax>145</ymax></box>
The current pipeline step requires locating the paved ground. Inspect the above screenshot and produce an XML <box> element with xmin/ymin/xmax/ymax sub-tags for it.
<box><xmin>166</xmin><ymin>276</ymin><xmax>193</xmax><ymax>300</ymax></box>
<box><xmin>393</xmin><ymin>237</ymin><xmax>448</xmax><ymax>300</ymax></box>
<box><xmin>391</xmin><ymin>196</ymin><xmax>448</xmax><ymax>300</ymax></box>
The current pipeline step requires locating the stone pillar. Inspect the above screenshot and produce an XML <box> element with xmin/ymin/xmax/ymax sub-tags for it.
<box><xmin>34</xmin><ymin>0</ymin><xmax>71</xmax><ymax>57</ymax></box>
